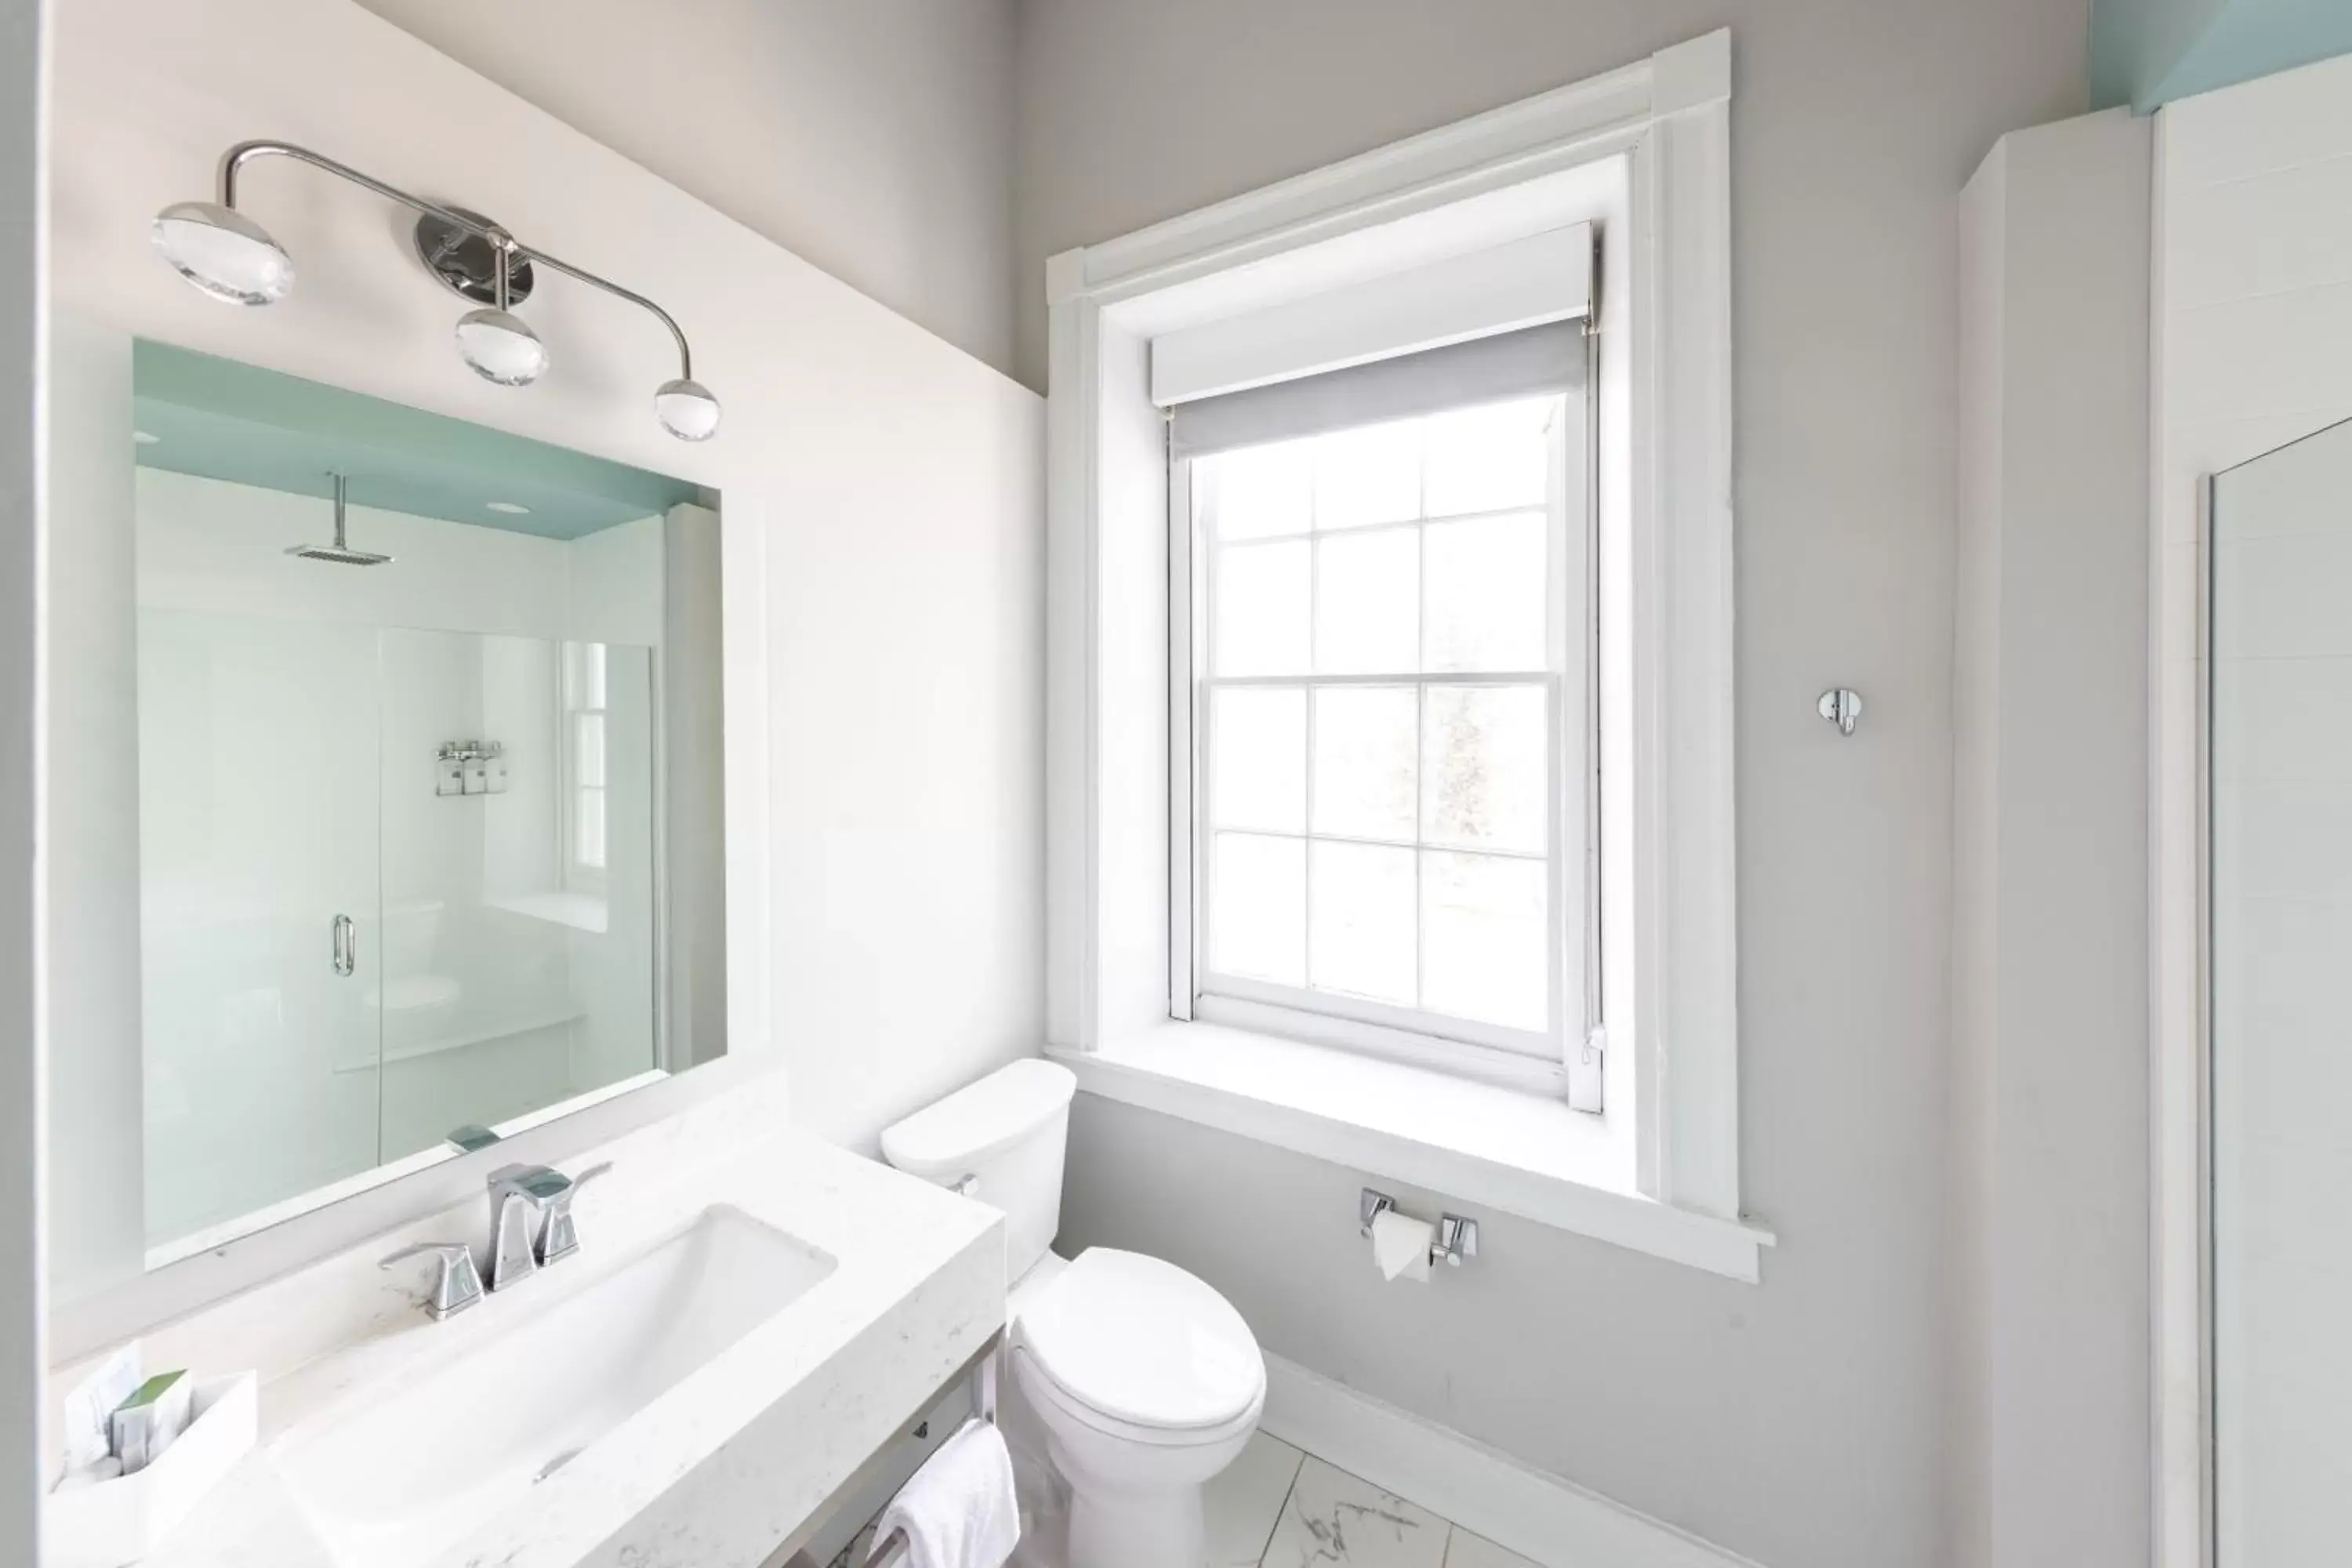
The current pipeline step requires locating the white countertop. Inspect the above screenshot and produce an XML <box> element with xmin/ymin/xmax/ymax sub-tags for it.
<box><xmin>64</xmin><ymin>1085</ymin><xmax>1005</xmax><ymax>1568</ymax></box>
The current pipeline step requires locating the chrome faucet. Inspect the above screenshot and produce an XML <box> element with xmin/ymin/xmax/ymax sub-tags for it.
<box><xmin>484</xmin><ymin>1162</ymin><xmax>612</xmax><ymax>1291</ymax></box>
<box><xmin>486</xmin><ymin>1164</ymin><xmax>571</xmax><ymax>1291</ymax></box>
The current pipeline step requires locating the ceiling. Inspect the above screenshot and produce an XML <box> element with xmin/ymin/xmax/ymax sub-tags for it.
<box><xmin>131</xmin><ymin>339</ymin><xmax>710</xmax><ymax>541</ymax></box>
<box><xmin>2092</xmin><ymin>0</ymin><xmax>2352</xmax><ymax>110</ymax></box>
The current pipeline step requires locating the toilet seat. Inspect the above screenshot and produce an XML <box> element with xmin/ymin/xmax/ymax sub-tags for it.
<box><xmin>1014</xmin><ymin>1345</ymin><xmax>1265</xmax><ymax>1450</ymax></box>
<box><xmin>1013</xmin><ymin>1247</ymin><xmax>1265</xmax><ymax>1445</ymax></box>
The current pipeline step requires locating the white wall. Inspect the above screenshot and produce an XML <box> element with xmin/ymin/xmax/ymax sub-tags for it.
<box><xmin>0</xmin><ymin>0</ymin><xmax>45</xmax><ymax>1555</ymax></box>
<box><xmin>1019</xmin><ymin>4</ymin><xmax>2092</xmax><ymax>1564</ymax></box>
<box><xmin>569</xmin><ymin>514</ymin><xmax>665</xmax><ymax>647</ymax></box>
<box><xmin>1952</xmin><ymin>110</ymin><xmax>2152</xmax><ymax>1568</ymax></box>
<box><xmin>135</xmin><ymin>471</ymin><xmax>578</xmax><ymax>632</ymax></box>
<box><xmin>353</xmin><ymin>0</ymin><xmax>1022</xmax><ymax>381</ymax></box>
<box><xmin>2152</xmin><ymin>47</ymin><xmax>2352</xmax><ymax>1566</ymax></box>
<box><xmin>45</xmin><ymin>0</ymin><xmax>1042</xmax><ymax>1349</ymax></box>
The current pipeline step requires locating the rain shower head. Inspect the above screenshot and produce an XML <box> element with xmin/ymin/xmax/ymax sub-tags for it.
<box><xmin>287</xmin><ymin>474</ymin><xmax>393</xmax><ymax>566</ymax></box>
<box><xmin>290</xmin><ymin>540</ymin><xmax>394</xmax><ymax>566</ymax></box>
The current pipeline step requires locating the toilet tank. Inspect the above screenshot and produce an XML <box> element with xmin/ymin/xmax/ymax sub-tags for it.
<box><xmin>880</xmin><ymin>1059</ymin><xmax>1077</xmax><ymax>1280</ymax></box>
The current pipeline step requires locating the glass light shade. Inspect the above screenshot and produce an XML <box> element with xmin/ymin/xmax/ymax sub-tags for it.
<box><xmin>151</xmin><ymin>201</ymin><xmax>294</xmax><ymax>306</ymax></box>
<box><xmin>454</xmin><ymin>308</ymin><xmax>548</xmax><ymax>387</ymax></box>
<box><xmin>655</xmin><ymin>378</ymin><xmax>722</xmax><ymax>442</ymax></box>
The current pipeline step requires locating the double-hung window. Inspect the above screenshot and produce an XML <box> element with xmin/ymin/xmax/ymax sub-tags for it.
<box><xmin>564</xmin><ymin>639</ymin><xmax>609</xmax><ymax>885</ymax></box>
<box><xmin>1051</xmin><ymin>34</ymin><xmax>1751</xmax><ymax>1269</ymax></box>
<box><xmin>1173</xmin><ymin>325</ymin><xmax>1599</xmax><ymax>1098</ymax></box>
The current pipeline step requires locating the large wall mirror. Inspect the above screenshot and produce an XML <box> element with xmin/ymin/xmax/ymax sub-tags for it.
<box><xmin>50</xmin><ymin>336</ymin><xmax>728</xmax><ymax>1303</ymax></box>
<box><xmin>2209</xmin><ymin>413</ymin><xmax>2352</xmax><ymax>1566</ymax></box>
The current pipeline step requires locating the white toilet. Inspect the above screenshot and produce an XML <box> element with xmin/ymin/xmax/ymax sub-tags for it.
<box><xmin>881</xmin><ymin>1059</ymin><xmax>1265</xmax><ymax>1568</ymax></box>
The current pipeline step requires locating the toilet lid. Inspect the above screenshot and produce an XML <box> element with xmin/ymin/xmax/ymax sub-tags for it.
<box><xmin>1018</xmin><ymin>1249</ymin><xmax>1264</xmax><ymax>1432</ymax></box>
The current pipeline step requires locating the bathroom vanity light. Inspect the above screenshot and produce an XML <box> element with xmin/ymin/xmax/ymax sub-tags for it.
<box><xmin>453</xmin><ymin>307</ymin><xmax>548</xmax><ymax>388</ymax></box>
<box><xmin>151</xmin><ymin>141</ymin><xmax>721</xmax><ymax>441</ymax></box>
<box><xmin>653</xmin><ymin>378</ymin><xmax>723</xmax><ymax>443</ymax></box>
<box><xmin>152</xmin><ymin>201</ymin><xmax>295</xmax><ymax>305</ymax></box>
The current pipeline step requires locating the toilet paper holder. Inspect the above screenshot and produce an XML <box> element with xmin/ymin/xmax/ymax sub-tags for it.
<box><xmin>1359</xmin><ymin>1189</ymin><xmax>1479</xmax><ymax>1267</ymax></box>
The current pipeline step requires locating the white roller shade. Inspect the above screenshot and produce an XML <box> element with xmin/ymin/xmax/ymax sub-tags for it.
<box><xmin>1168</xmin><ymin>320</ymin><xmax>1584</xmax><ymax>461</ymax></box>
<box><xmin>1151</xmin><ymin>220</ymin><xmax>1594</xmax><ymax>408</ymax></box>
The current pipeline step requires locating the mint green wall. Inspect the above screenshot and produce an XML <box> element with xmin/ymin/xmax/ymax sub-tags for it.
<box><xmin>132</xmin><ymin>340</ymin><xmax>709</xmax><ymax>540</ymax></box>
<box><xmin>2092</xmin><ymin>0</ymin><xmax>2352</xmax><ymax>111</ymax></box>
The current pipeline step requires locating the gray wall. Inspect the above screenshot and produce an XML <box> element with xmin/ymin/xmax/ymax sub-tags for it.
<box><xmin>1022</xmin><ymin>4</ymin><xmax>2094</xmax><ymax>1565</ymax></box>
<box><xmin>1953</xmin><ymin>111</ymin><xmax>2151</xmax><ymax>1568</ymax></box>
<box><xmin>1</xmin><ymin>0</ymin><xmax>42</xmax><ymax>1556</ymax></box>
<box><xmin>354</xmin><ymin>0</ymin><xmax>1022</xmax><ymax>381</ymax></box>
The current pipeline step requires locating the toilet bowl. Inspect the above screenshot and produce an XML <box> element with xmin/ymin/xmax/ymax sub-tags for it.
<box><xmin>881</xmin><ymin>1061</ymin><xmax>1266</xmax><ymax>1568</ymax></box>
<box><xmin>1011</xmin><ymin>1247</ymin><xmax>1264</xmax><ymax>1568</ymax></box>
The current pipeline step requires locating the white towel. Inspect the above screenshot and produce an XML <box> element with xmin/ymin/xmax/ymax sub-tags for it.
<box><xmin>874</xmin><ymin>1417</ymin><xmax>1020</xmax><ymax>1568</ymax></box>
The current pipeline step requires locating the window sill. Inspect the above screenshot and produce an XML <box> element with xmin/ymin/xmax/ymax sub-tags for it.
<box><xmin>1048</xmin><ymin>1022</ymin><xmax>1773</xmax><ymax>1283</ymax></box>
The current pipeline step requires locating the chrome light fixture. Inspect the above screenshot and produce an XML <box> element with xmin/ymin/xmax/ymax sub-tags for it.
<box><xmin>151</xmin><ymin>201</ymin><xmax>294</xmax><ymax>305</ymax></box>
<box><xmin>151</xmin><ymin>141</ymin><xmax>720</xmax><ymax>441</ymax></box>
<box><xmin>655</xmin><ymin>378</ymin><xmax>722</xmax><ymax>442</ymax></box>
<box><xmin>455</xmin><ymin>307</ymin><xmax>548</xmax><ymax>387</ymax></box>
<box><xmin>452</xmin><ymin>234</ymin><xmax>547</xmax><ymax>387</ymax></box>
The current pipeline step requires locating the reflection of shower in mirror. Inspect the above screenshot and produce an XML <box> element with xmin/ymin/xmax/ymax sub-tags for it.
<box><xmin>282</xmin><ymin>473</ymin><xmax>391</xmax><ymax>567</ymax></box>
<box><xmin>35</xmin><ymin>336</ymin><xmax>731</xmax><ymax>1306</ymax></box>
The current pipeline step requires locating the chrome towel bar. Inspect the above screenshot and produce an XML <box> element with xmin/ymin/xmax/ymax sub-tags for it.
<box><xmin>855</xmin><ymin>1338</ymin><xmax>1000</xmax><ymax>1568</ymax></box>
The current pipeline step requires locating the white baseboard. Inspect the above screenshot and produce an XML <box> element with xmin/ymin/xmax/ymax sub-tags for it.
<box><xmin>1258</xmin><ymin>1354</ymin><xmax>1765</xmax><ymax>1568</ymax></box>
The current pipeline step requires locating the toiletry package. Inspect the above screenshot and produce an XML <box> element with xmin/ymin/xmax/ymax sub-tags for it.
<box><xmin>110</xmin><ymin>1370</ymin><xmax>194</xmax><ymax>1474</ymax></box>
<box><xmin>46</xmin><ymin>1374</ymin><xmax>258</xmax><ymax>1568</ymax></box>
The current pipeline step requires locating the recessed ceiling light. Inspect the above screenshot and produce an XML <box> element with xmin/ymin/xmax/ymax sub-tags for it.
<box><xmin>485</xmin><ymin>501</ymin><xmax>530</xmax><ymax>515</ymax></box>
<box><xmin>133</xmin><ymin>430</ymin><xmax>160</xmax><ymax>445</ymax></box>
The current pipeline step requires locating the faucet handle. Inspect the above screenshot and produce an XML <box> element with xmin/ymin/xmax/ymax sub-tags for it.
<box><xmin>379</xmin><ymin>1241</ymin><xmax>485</xmax><ymax>1320</ymax></box>
<box><xmin>538</xmin><ymin>1162</ymin><xmax>612</xmax><ymax>1266</ymax></box>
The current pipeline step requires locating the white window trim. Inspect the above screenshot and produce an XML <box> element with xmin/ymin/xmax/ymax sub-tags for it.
<box><xmin>1047</xmin><ymin>1023</ymin><xmax>1768</xmax><ymax>1282</ymax></box>
<box><xmin>1044</xmin><ymin>28</ymin><xmax>1758</xmax><ymax>1278</ymax></box>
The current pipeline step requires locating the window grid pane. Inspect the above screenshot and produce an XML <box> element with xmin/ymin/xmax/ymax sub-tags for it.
<box><xmin>1196</xmin><ymin>394</ymin><xmax>1567</xmax><ymax>1046</ymax></box>
<box><xmin>564</xmin><ymin>641</ymin><xmax>612</xmax><ymax>881</ymax></box>
<box><xmin>575</xmin><ymin>787</ymin><xmax>607</xmax><ymax>870</ymax></box>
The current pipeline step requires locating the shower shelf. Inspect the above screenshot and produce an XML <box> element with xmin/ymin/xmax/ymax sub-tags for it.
<box><xmin>485</xmin><ymin>891</ymin><xmax>609</xmax><ymax>933</ymax></box>
<box><xmin>331</xmin><ymin>1005</ymin><xmax>588</xmax><ymax>1073</ymax></box>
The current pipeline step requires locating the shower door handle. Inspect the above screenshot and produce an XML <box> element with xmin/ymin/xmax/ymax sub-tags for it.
<box><xmin>332</xmin><ymin>913</ymin><xmax>356</xmax><ymax>977</ymax></box>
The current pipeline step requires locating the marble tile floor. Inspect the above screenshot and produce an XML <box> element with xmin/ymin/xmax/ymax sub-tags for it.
<box><xmin>1213</xmin><ymin>1434</ymin><xmax>1539</xmax><ymax>1568</ymax></box>
<box><xmin>826</xmin><ymin>1431</ymin><xmax>1538</xmax><ymax>1568</ymax></box>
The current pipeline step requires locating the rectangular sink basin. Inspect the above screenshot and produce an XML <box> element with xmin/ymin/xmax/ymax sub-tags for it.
<box><xmin>276</xmin><ymin>1206</ymin><xmax>835</xmax><ymax>1568</ymax></box>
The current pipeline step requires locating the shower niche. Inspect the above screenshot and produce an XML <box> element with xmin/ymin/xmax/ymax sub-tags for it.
<box><xmin>120</xmin><ymin>339</ymin><xmax>727</xmax><ymax>1266</ymax></box>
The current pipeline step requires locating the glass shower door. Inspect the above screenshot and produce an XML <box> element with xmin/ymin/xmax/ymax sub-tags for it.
<box><xmin>370</xmin><ymin>630</ymin><xmax>660</xmax><ymax>1163</ymax></box>
<box><xmin>136</xmin><ymin>608</ymin><xmax>383</xmax><ymax>1253</ymax></box>
<box><xmin>2210</xmin><ymin>414</ymin><xmax>2352</xmax><ymax>1568</ymax></box>
<box><xmin>136</xmin><ymin>615</ymin><xmax>667</xmax><ymax>1249</ymax></box>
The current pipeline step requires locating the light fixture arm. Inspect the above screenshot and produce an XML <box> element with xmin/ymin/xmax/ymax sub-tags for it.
<box><xmin>217</xmin><ymin>140</ymin><xmax>695</xmax><ymax>381</ymax></box>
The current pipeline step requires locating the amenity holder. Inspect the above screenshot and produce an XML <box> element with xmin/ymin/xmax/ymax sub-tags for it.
<box><xmin>45</xmin><ymin>1373</ymin><xmax>260</xmax><ymax>1568</ymax></box>
<box><xmin>434</xmin><ymin>740</ymin><xmax>510</xmax><ymax>796</ymax></box>
<box><xmin>858</xmin><ymin>1335</ymin><xmax>1004</xmax><ymax>1568</ymax></box>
